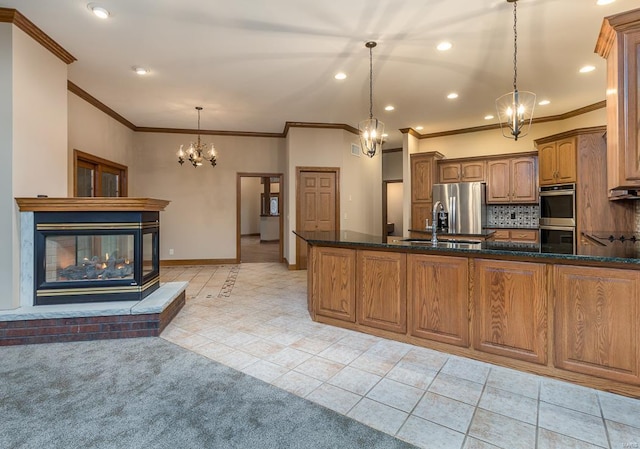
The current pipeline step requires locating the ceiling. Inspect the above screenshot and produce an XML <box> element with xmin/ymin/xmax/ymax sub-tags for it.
<box><xmin>2</xmin><ymin>0</ymin><xmax>638</xmax><ymax>147</ymax></box>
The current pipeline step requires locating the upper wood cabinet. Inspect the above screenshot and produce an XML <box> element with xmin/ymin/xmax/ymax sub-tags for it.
<box><xmin>438</xmin><ymin>160</ymin><xmax>485</xmax><ymax>183</ymax></box>
<box><xmin>486</xmin><ymin>156</ymin><xmax>538</xmax><ymax>204</ymax></box>
<box><xmin>410</xmin><ymin>152</ymin><xmax>443</xmax><ymax>229</ymax></box>
<box><xmin>537</xmin><ymin>138</ymin><xmax>576</xmax><ymax>186</ymax></box>
<box><xmin>596</xmin><ymin>9</ymin><xmax>640</xmax><ymax>192</ymax></box>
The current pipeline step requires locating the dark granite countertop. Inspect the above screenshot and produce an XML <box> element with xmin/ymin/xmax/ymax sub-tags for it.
<box><xmin>294</xmin><ymin>230</ymin><xmax>640</xmax><ymax>266</ymax></box>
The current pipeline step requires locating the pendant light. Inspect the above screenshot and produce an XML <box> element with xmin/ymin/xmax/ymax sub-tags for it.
<box><xmin>176</xmin><ymin>107</ymin><xmax>218</xmax><ymax>168</ymax></box>
<box><xmin>359</xmin><ymin>41</ymin><xmax>384</xmax><ymax>157</ymax></box>
<box><xmin>495</xmin><ymin>0</ymin><xmax>535</xmax><ymax>141</ymax></box>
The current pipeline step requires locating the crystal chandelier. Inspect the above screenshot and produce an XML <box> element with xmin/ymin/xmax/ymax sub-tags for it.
<box><xmin>359</xmin><ymin>41</ymin><xmax>384</xmax><ymax>158</ymax></box>
<box><xmin>495</xmin><ymin>0</ymin><xmax>535</xmax><ymax>141</ymax></box>
<box><xmin>176</xmin><ymin>107</ymin><xmax>218</xmax><ymax>167</ymax></box>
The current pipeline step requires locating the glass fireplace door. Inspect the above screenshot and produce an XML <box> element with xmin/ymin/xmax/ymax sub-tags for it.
<box><xmin>46</xmin><ymin>234</ymin><xmax>135</xmax><ymax>282</ymax></box>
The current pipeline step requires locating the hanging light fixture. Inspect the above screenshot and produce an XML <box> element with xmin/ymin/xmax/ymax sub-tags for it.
<box><xmin>359</xmin><ymin>41</ymin><xmax>384</xmax><ymax>158</ymax></box>
<box><xmin>176</xmin><ymin>107</ymin><xmax>218</xmax><ymax>167</ymax></box>
<box><xmin>495</xmin><ymin>0</ymin><xmax>536</xmax><ymax>141</ymax></box>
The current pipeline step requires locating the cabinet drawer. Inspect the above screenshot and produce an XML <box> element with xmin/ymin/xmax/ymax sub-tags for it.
<box><xmin>510</xmin><ymin>230</ymin><xmax>538</xmax><ymax>243</ymax></box>
<box><xmin>492</xmin><ymin>230</ymin><xmax>511</xmax><ymax>241</ymax></box>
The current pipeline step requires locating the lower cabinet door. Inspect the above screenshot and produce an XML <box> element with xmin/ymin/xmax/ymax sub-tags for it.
<box><xmin>473</xmin><ymin>259</ymin><xmax>547</xmax><ymax>364</ymax></box>
<box><xmin>554</xmin><ymin>265</ymin><xmax>640</xmax><ymax>385</ymax></box>
<box><xmin>357</xmin><ymin>250</ymin><xmax>407</xmax><ymax>333</ymax></box>
<box><xmin>313</xmin><ymin>246</ymin><xmax>356</xmax><ymax>322</ymax></box>
<box><xmin>408</xmin><ymin>254</ymin><xmax>469</xmax><ymax>347</ymax></box>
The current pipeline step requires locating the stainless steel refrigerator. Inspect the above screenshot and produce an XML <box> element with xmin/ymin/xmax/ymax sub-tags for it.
<box><xmin>432</xmin><ymin>182</ymin><xmax>486</xmax><ymax>234</ymax></box>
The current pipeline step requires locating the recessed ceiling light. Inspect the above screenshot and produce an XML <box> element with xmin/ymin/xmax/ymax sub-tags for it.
<box><xmin>538</xmin><ymin>100</ymin><xmax>551</xmax><ymax>106</ymax></box>
<box><xmin>415</xmin><ymin>126</ymin><xmax>424</xmax><ymax>131</ymax></box>
<box><xmin>484</xmin><ymin>115</ymin><xmax>494</xmax><ymax>120</ymax></box>
<box><xmin>447</xmin><ymin>93</ymin><xmax>459</xmax><ymax>99</ymax></box>
<box><xmin>88</xmin><ymin>3</ymin><xmax>110</xmax><ymax>19</ymax></box>
<box><xmin>596</xmin><ymin>0</ymin><xmax>615</xmax><ymax>5</ymax></box>
<box><xmin>579</xmin><ymin>65</ymin><xmax>596</xmax><ymax>73</ymax></box>
<box><xmin>437</xmin><ymin>41</ymin><xmax>452</xmax><ymax>51</ymax></box>
<box><xmin>133</xmin><ymin>67</ymin><xmax>149</xmax><ymax>75</ymax></box>
<box><xmin>334</xmin><ymin>72</ymin><xmax>347</xmax><ymax>80</ymax></box>
<box><xmin>384</xmin><ymin>105</ymin><xmax>395</xmax><ymax>111</ymax></box>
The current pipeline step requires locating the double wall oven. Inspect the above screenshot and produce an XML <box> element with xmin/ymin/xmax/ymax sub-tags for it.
<box><xmin>539</xmin><ymin>184</ymin><xmax>575</xmax><ymax>254</ymax></box>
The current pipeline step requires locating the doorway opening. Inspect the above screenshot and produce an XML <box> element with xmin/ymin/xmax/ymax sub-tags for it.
<box><xmin>383</xmin><ymin>179</ymin><xmax>403</xmax><ymax>238</ymax></box>
<box><xmin>236</xmin><ymin>173</ymin><xmax>284</xmax><ymax>263</ymax></box>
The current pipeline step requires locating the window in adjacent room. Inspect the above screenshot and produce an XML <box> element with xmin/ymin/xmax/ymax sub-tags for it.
<box><xmin>74</xmin><ymin>150</ymin><xmax>128</xmax><ymax>197</ymax></box>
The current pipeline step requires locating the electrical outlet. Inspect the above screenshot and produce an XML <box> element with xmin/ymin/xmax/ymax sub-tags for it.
<box><xmin>169</xmin><ymin>248</ymin><xmax>174</xmax><ymax>255</ymax></box>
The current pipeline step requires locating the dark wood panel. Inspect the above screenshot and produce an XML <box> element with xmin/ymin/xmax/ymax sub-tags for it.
<box><xmin>473</xmin><ymin>259</ymin><xmax>547</xmax><ymax>364</ymax></box>
<box><xmin>408</xmin><ymin>254</ymin><xmax>469</xmax><ymax>347</ymax></box>
<box><xmin>554</xmin><ymin>265</ymin><xmax>640</xmax><ymax>385</ymax></box>
<box><xmin>357</xmin><ymin>250</ymin><xmax>407</xmax><ymax>333</ymax></box>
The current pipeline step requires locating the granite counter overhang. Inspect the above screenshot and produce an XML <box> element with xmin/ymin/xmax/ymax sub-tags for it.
<box><xmin>294</xmin><ymin>230</ymin><xmax>640</xmax><ymax>268</ymax></box>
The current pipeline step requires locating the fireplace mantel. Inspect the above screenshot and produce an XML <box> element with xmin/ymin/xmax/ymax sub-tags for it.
<box><xmin>15</xmin><ymin>197</ymin><xmax>170</xmax><ymax>212</ymax></box>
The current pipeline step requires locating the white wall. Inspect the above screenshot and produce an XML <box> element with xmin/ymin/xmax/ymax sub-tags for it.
<box><xmin>285</xmin><ymin>127</ymin><xmax>382</xmax><ymax>265</ymax></box>
<box><xmin>240</xmin><ymin>177</ymin><xmax>261</xmax><ymax>235</ymax></box>
<box><xmin>67</xmin><ymin>92</ymin><xmax>135</xmax><ymax>194</ymax></box>
<box><xmin>386</xmin><ymin>182</ymin><xmax>403</xmax><ymax>236</ymax></box>
<box><xmin>0</xmin><ymin>24</ymin><xmax>14</xmax><ymax>309</ymax></box>
<box><xmin>131</xmin><ymin>132</ymin><xmax>285</xmax><ymax>261</ymax></box>
<box><xmin>383</xmin><ymin>151</ymin><xmax>403</xmax><ymax>180</ymax></box>
<box><xmin>0</xmin><ymin>24</ymin><xmax>69</xmax><ymax>310</ymax></box>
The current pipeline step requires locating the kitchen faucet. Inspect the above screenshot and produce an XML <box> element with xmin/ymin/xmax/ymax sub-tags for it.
<box><xmin>432</xmin><ymin>201</ymin><xmax>444</xmax><ymax>245</ymax></box>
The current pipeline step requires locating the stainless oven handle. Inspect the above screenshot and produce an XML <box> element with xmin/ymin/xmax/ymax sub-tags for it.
<box><xmin>539</xmin><ymin>190</ymin><xmax>575</xmax><ymax>197</ymax></box>
<box><xmin>539</xmin><ymin>225</ymin><xmax>575</xmax><ymax>231</ymax></box>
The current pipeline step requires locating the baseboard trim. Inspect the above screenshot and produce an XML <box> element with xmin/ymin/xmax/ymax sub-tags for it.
<box><xmin>160</xmin><ymin>258</ymin><xmax>238</xmax><ymax>267</ymax></box>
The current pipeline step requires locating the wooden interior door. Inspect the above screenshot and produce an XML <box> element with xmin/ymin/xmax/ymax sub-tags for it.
<box><xmin>296</xmin><ymin>168</ymin><xmax>339</xmax><ymax>269</ymax></box>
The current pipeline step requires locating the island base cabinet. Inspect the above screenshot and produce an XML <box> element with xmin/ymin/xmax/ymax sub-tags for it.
<box><xmin>310</xmin><ymin>246</ymin><xmax>356</xmax><ymax>323</ymax></box>
<box><xmin>554</xmin><ymin>265</ymin><xmax>640</xmax><ymax>385</ymax></box>
<box><xmin>472</xmin><ymin>259</ymin><xmax>548</xmax><ymax>365</ymax></box>
<box><xmin>357</xmin><ymin>250</ymin><xmax>407</xmax><ymax>334</ymax></box>
<box><xmin>408</xmin><ymin>254</ymin><xmax>469</xmax><ymax>347</ymax></box>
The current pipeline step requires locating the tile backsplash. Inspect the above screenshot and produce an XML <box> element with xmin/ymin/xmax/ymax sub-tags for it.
<box><xmin>487</xmin><ymin>205</ymin><xmax>539</xmax><ymax>228</ymax></box>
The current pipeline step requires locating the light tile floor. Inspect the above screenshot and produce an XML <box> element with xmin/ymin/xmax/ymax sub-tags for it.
<box><xmin>160</xmin><ymin>263</ymin><xmax>640</xmax><ymax>449</ymax></box>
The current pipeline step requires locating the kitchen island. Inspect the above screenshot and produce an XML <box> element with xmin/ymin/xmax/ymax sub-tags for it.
<box><xmin>295</xmin><ymin>230</ymin><xmax>640</xmax><ymax>397</ymax></box>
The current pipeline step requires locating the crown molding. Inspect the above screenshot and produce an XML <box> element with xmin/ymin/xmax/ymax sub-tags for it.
<box><xmin>533</xmin><ymin>126</ymin><xmax>607</xmax><ymax>145</ymax></box>
<box><xmin>0</xmin><ymin>8</ymin><xmax>76</xmax><ymax>64</ymax></box>
<box><xmin>135</xmin><ymin>127</ymin><xmax>283</xmax><ymax>139</ymax></box>
<box><xmin>68</xmin><ymin>81</ymin><xmax>137</xmax><ymax>130</ymax></box>
<box><xmin>67</xmin><ymin>81</ymin><xmax>608</xmax><ymax>142</ymax></box>
<box><xmin>282</xmin><ymin>121</ymin><xmax>359</xmax><ymax>136</ymax></box>
<box><xmin>417</xmin><ymin>101</ymin><xmax>606</xmax><ymax>139</ymax></box>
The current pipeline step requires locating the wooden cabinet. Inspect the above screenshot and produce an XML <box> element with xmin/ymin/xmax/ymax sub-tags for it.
<box><xmin>489</xmin><ymin>229</ymin><xmax>538</xmax><ymax>243</ymax></box>
<box><xmin>311</xmin><ymin>246</ymin><xmax>356</xmax><ymax>322</ymax></box>
<box><xmin>473</xmin><ymin>259</ymin><xmax>547</xmax><ymax>365</ymax></box>
<box><xmin>486</xmin><ymin>156</ymin><xmax>538</xmax><ymax>204</ymax></box>
<box><xmin>438</xmin><ymin>160</ymin><xmax>485</xmax><ymax>183</ymax></box>
<box><xmin>554</xmin><ymin>265</ymin><xmax>640</xmax><ymax>385</ymax></box>
<box><xmin>357</xmin><ymin>250</ymin><xmax>407</xmax><ymax>334</ymax></box>
<box><xmin>536</xmin><ymin>127</ymin><xmax>636</xmax><ymax>252</ymax></box>
<box><xmin>537</xmin><ymin>138</ymin><xmax>576</xmax><ymax>186</ymax></box>
<box><xmin>411</xmin><ymin>152</ymin><xmax>443</xmax><ymax>229</ymax></box>
<box><xmin>596</xmin><ymin>10</ymin><xmax>640</xmax><ymax>192</ymax></box>
<box><xmin>408</xmin><ymin>254</ymin><xmax>469</xmax><ymax>347</ymax></box>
